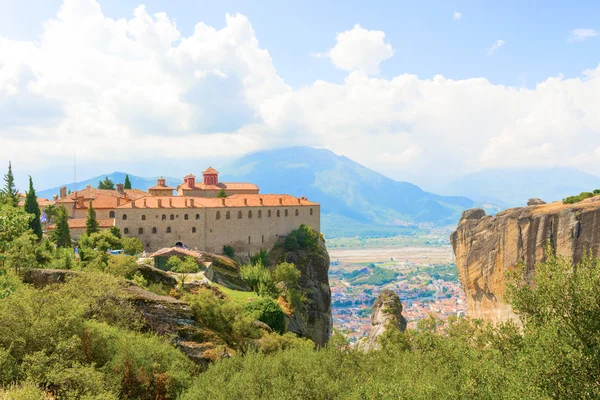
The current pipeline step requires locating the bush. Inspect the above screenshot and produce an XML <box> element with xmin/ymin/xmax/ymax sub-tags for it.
<box><xmin>282</xmin><ymin>224</ymin><xmax>320</xmax><ymax>252</ymax></box>
<box><xmin>245</xmin><ymin>298</ymin><xmax>285</xmax><ymax>334</ymax></box>
<box><xmin>223</xmin><ymin>245</ymin><xmax>235</xmax><ymax>258</ymax></box>
<box><xmin>121</xmin><ymin>237</ymin><xmax>143</xmax><ymax>256</ymax></box>
<box><xmin>240</xmin><ymin>263</ymin><xmax>279</xmax><ymax>298</ymax></box>
<box><xmin>105</xmin><ymin>255</ymin><xmax>138</xmax><ymax>279</ymax></box>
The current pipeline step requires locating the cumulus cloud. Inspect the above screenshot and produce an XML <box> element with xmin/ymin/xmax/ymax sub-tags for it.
<box><xmin>453</xmin><ymin>11</ymin><xmax>462</xmax><ymax>21</ymax></box>
<box><xmin>2</xmin><ymin>0</ymin><xmax>600</xmax><ymax>187</ymax></box>
<box><xmin>317</xmin><ymin>24</ymin><xmax>394</xmax><ymax>75</ymax></box>
<box><xmin>570</xmin><ymin>28</ymin><xmax>599</xmax><ymax>42</ymax></box>
<box><xmin>487</xmin><ymin>39</ymin><xmax>506</xmax><ymax>55</ymax></box>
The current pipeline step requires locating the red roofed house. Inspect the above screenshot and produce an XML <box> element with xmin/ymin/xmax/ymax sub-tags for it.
<box><xmin>176</xmin><ymin>168</ymin><xmax>259</xmax><ymax>198</ymax></box>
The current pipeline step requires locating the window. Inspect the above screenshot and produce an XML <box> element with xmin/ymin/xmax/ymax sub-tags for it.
<box><xmin>152</xmin><ymin>227</ymin><xmax>157</xmax><ymax>234</ymax></box>
<box><xmin>162</xmin><ymin>214</ymin><xmax>166</xmax><ymax>220</ymax></box>
<box><xmin>192</xmin><ymin>227</ymin><xmax>197</xmax><ymax>233</ymax></box>
<box><xmin>124</xmin><ymin>228</ymin><xmax>129</xmax><ymax>234</ymax></box>
<box><xmin>184</xmin><ymin>214</ymin><xmax>188</xmax><ymax>220</ymax></box>
<box><xmin>277</xmin><ymin>210</ymin><xmax>280</xmax><ymax>217</ymax></box>
<box><xmin>285</xmin><ymin>209</ymin><xmax>289</xmax><ymax>217</ymax></box>
<box><xmin>226</xmin><ymin>211</ymin><xmax>230</xmax><ymax>219</ymax></box>
<box><xmin>268</xmin><ymin>210</ymin><xmax>271</xmax><ymax>217</ymax></box>
<box><xmin>166</xmin><ymin>227</ymin><xmax>171</xmax><ymax>233</ymax></box>
<box><xmin>310</xmin><ymin>208</ymin><xmax>313</xmax><ymax>216</ymax></box>
<box><xmin>258</xmin><ymin>210</ymin><xmax>262</xmax><ymax>218</ymax></box>
<box><xmin>248</xmin><ymin>210</ymin><xmax>252</xmax><ymax>218</ymax></box>
<box><xmin>122</xmin><ymin>214</ymin><xmax>128</xmax><ymax>220</ymax></box>
<box><xmin>170</xmin><ymin>214</ymin><xmax>174</xmax><ymax>220</ymax></box>
<box><xmin>141</xmin><ymin>215</ymin><xmax>146</xmax><ymax>221</ymax></box>
<box><xmin>216</xmin><ymin>211</ymin><xmax>221</xmax><ymax>220</ymax></box>
<box><xmin>109</xmin><ymin>211</ymin><xmax>115</xmax><ymax>218</ymax></box>
<box><xmin>238</xmin><ymin>211</ymin><xmax>242</xmax><ymax>219</ymax></box>
<box><xmin>138</xmin><ymin>228</ymin><xmax>143</xmax><ymax>234</ymax></box>
<box><xmin>196</xmin><ymin>214</ymin><xmax>200</xmax><ymax>220</ymax></box>
<box><xmin>295</xmin><ymin>209</ymin><xmax>299</xmax><ymax>216</ymax></box>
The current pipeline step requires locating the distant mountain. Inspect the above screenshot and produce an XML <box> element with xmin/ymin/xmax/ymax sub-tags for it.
<box><xmin>37</xmin><ymin>172</ymin><xmax>179</xmax><ymax>199</ymax></box>
<box><xmin>219</xmin><ymin>147</ymin><xmax>474</xmax><ymax>227</ymax></box>
<box><xmin>445</xmin><ymin>167</ymin><xmax>600</xmax><ymax>206</ymax></box>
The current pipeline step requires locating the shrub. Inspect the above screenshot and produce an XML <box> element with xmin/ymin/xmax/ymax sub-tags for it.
<box><xmin>223</xmin><ymin>245</ymin><xmax>235</xmax><ymax>258</ymax></box>
<box><xmin>240</xmin><ymin>263</ymin><xmax>279</xmax><ymax>298</ymax></box>
<box><xmin>282</xmin><ymin>224</ymin><xmax>320</xmax><ymax>251</ymax></box>
<box><xmin>105</xmin><ymin>255</ymin><xmax>138</xmax><ymax>279</ymax></box>
<box><xmin>245</xmin><ymin>298</ymin><xmax>285</xmax><ymax>334</ymax></box>
<box><xmin>121</xmin><ymin>237</ymin><xmax>143</xmax><ymax>256</ymax></box>
<box><xmin>249</xmin><ymin>249</ymin><xmax>268</xmax><ymax>267</ymax></box>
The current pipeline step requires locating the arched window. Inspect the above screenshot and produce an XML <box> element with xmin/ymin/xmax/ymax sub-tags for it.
<box><xmin>141</xmin><ymin>215</ymin><xmax>146</xmax><ymax>221</ymax></box>
<box><xmin>122</xmin><ymin>214</ymin><xmax>128</xmax><ymax>220</ymax></box>
<box><xmin>109</xmin><ymin>211</ymin><xmax>115</xmax><ymax>218</ymax></box>
<box><xmin>184</xmin><ymin>214</ymin><xmax>188</xmax><ymax>220</ymax></box>
<box><xmin>124</xmin><ymin>228</ymin><xmax>129</xmax><ymax>234</ymax></box>
<box><xmin>268</xmin><ymin>210</ymin><xmax>271</xmax><ymax>217</ymax></box>
<box><xmin>162</xmin><ymin>214</ymin><xmax>166</xmax><ymax>220</ymax></box>
<box><xmin>310</xmin><ymin>208</ymin><xmax>313</xmax><ymax>216</ymax></box>
<box><xmin>226</xmin><ymin>211</ymin><xmax>231</xmax><ymax>219</ymax></box>
<box><xmin>248</xmin><ymin>210</ymin><xmax>252</xmax><ymax>219</ymax></box>
<box><xmin>192</xmin><ymin>227</ymin><xmax>197</xmax><ymax>233</ymax></box>
<box><xmin>295</xmin><ymin>209</ymin><xmax>299</xmax><ymax>216</ymax></box>
<box><xmin>216</xmin><ymin>211</ymin><xmax>221</xmax><ymax>220</ymax></box>
<box><xmin>166</xmin><ymin>227</ymin><xmax>171</xmax><ymax>233</ymax></box>
<box><xmin>196</xmin><ymin>214</ymin><xmax>200</xmax><ymax>220</ymax></box>
<box><xmin>277</xmin><ymin>210</ymin><xmax>280</xmax><ymax>217</ymax></box>
<box><xmin>238</xmin><ymin>211</ymin><xmax>242</xmax><ymax>219</ymax></box>
<box><xmin>152</xmin><ymin>227</ymin><xmax>157</xmax><ymax>234</ymax></box>
<box><xmin>285</xmin><ymin>209</ymin><xmax>289</xmax><ymax>217</ymax></box>
<box><xmin>170</xmin><ymin>214</ymin><xmax>174</xmax><ymax>220</ymax></box>
<box><xmin>258</xmin><ymin>210</ymin><xmax>262</xmax><ymax>218</ymax></box>
<box><xmin>138</xmin><ymin>228</ymin><xmax>144</xmax><ymax>234</ymax></box>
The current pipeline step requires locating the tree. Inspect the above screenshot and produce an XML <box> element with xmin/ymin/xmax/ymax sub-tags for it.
<box><xmin>43</xmin><ymin>204</ymin><xmax>57</xmax><ymax>225</ymax></box>
<box><xmin>124</xmin><ymin>174</ymin><xmax>132</xmax><ymax>190</ymax></box>
<box><xmin>86</xmin><ymin>200</ymin><xmax>99</xmax><ymax>236</ymax></box>
<box><xmin>122</xmin><ymin>237</ymin><xmax>143</xmax><ymax>256</ymax></box>
<box><xmin>0</xmin><ymin>205</ymin><xmax>32</xmax><ymax>269</ymax></box>
<box><xmin>24</xmin><ymin>177</ymin><xmax>42</xmax><ymax>240</ymax></box>
<box><xmin>4</xmin><ymin>232</ymin><xmax>38</xmax><ymax>274</ymax></box>
<box><xmin>98</xmin><ymin>177</ymin><xmax>115</xmax><ymax>190</ymax></box>
<box><xmin>0</xmin><ymin>162</ymin><xmax>18</xmax><ymax>207</ymax></box>
<box><xmin>216</xmin><ymin>189</ymin><xmax>227</xmax><ymax>198</ymax></box>
<box><xmin>53</xmin><ymin>206</ymin><xmax>71</xmax><ymax>248</ymax></box>
<box><xmin>167</xmin><ymin>256</ymin><xmax>200</xmax><ymax>288</ymax></box>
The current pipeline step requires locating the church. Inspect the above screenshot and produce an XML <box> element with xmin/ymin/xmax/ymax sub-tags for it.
<box><xmin>47</xmin><ymin>168</ymin><xmax>320</xmax><ymax>254</ymax></box>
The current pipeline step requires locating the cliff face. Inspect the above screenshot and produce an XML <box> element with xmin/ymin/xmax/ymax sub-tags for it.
<box><xmin>451</xmin><ymin>197</ymin><xmax>600</xmax><ymax>323</ymax></box>
<box><xmin>268</xmin><ymin>239</ymin><xmax>332</xmax><ymax>346</ymax></box>
<box><xmin>361</xmin><ymin>289</ymin><xmax>406</xmax><ymax>351</ymax></box>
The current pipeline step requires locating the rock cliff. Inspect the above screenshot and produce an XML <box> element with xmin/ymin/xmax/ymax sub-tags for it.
<box><xmin>268</xmin><ymin>239</ymin><xmax>332</xmax><ymax>346</ymax></box>
<box><xmin>360</xmin><ymin>290</ymin><xmax>407</xmax><ymax>351</ymax></box>
<box><xmin>451</xmin><ymin>197</ymin><xmax>600</xmax><ymax>323</ymax></box>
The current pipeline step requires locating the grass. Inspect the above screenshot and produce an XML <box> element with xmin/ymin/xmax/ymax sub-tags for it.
<box><xmin>214</xmin><ymin>283</ymin><xmax>260</xmax><ymax>304</ymax></box>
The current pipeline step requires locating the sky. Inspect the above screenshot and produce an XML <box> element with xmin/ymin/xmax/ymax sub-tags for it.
<box><xmin>1</xmin><ymin>0</ymin><xmax>600</xmax><ymax>191</ymax></box>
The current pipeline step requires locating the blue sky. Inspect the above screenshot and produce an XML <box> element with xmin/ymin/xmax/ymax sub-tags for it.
<box><xmin>1</xmin><ymin>0</ymin><xmax>600</xmax><ymax>191</ymax></box>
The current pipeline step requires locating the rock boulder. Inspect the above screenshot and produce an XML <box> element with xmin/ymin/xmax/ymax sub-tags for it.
<box><xmin>361</xmin><ymin>290</ymin><xmax>407</xmax><ymax>351</ymax></box>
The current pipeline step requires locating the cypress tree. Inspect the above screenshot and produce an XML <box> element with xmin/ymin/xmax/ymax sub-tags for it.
<box><xmin>54</xmin><ymin>206</ymin><xmax>71</xmax><ymax>248</ymax></box>
<box><xmin>124</xmin><ymin>174</ymin><xmax>132</xmax><ymax>190</ymax></box>
<box><xmin>1</xmin><ymin>161</ymin><xmax>19</xmax><ymax>207</ymax></box>
<box><xmin>86</xmin><ymin>200</ymin><xmax>99</xmax><ymax>235</ymax></box>
<box><xmin>24</xmin><ymin>176</ymin><xmax>42</xmax><ymax>240</ymax></box>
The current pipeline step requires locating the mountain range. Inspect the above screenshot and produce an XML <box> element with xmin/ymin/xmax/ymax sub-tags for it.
<box><xmin>38</xmin><ymin>147</ymin><xmax>475</xmax><ymax>237</ymax></box>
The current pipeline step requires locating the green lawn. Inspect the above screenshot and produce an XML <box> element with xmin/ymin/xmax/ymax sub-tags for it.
<box><xmin>214</xmin><ymin>284</ymin><xmax>260</xmax><ymax>304</ymax></box>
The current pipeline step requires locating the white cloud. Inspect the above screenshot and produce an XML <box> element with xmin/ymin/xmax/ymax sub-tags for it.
<box><xmin>453</xmin><ymin>11</ymin><xmax>462</xmax><ymax>21</ymax></box>
<box><xmin>318</xmin><ymin>24</ymin><xmax>394</xmax><ymax>75</ymax></box>
<box><xmin>570</xmin><ymin>28</ymin><xmax>599</xmax><ymax>42</ymax></box>
<box><xmin>2</xmin><ymin>0</ymin><xmax>600</xmax><ymax>187</ymax></box>
<box><xmin>487</xmin><ymin>39</ymin><xmax>506</xmax><ymax>55</ymax></box>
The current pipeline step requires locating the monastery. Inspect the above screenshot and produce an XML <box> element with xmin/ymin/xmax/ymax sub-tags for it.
<box><xmin>46</xmin><ymin>168</ymin><xmax>320</xmax><ymax>254</ymax></box>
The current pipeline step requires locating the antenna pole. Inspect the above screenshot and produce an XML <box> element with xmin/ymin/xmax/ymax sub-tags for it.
<box><xmin>74</xmin><ymin>150</ymin><xmax>77</xmax><ymax>195</ymax></box>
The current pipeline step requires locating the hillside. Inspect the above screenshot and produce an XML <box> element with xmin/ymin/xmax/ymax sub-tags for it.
<box><xmin>445</xmin><ymin>166</ymin><xmax>600</xmax><ymax>206</ymax></box>
<box><xmin>219</xmin><ymin>147</ymin><xmax>474</xmax><ymax>228</ymax></box>
<box><xmin>37</xmin><ymin>172</ymin><xmax>179</xmax><ymax>199</ymax></box>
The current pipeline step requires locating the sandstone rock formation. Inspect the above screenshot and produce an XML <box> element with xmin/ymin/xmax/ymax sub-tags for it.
<box><xmin>451</xmin><ymin>196</ymin><xmax>600</xmax><ymax>324</ymax></box>
<box><xmin>361</xmin><ymin>290</ymin><xmax>407</xmax><ymax>351</ymax></box>
<box><xmin>268</xmin><ymin>239</ymin><xmax>332</xmax><ymax>346</ymax></box>
<box><xmin>527</xmin><ymin>198</ymin><xmax>546</xmax><ymax>206</ymax></box>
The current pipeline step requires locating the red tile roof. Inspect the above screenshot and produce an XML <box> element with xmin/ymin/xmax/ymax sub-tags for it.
<box><xmin>117</xmin><ymin>194</ymin><xmax>318</xmax><ymax>209</ymax></box>
<box><xmin>202</xmin><ymin>167</ymin><xmax>219</xmax><ymax>174</ymax></box>
<box><xmin>178</xmin><ymin>182</ymin><xmax>259</xmax><ymax>191</ymax></box>
<box><xmin>149</xmin><ymin>185</ymin><xmax>175</xmax><ymax>190</ymax></box>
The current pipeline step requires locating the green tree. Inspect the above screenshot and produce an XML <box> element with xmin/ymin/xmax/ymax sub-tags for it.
<box><xmin>0</xmin><ymin>205</ymin><xmax>32</xmax><ymax>255</ymax></box>
<box><xmin>23</xmin><ymin>177</ymin><xmax>42</xmax><ymax>240</ymax></box>
<box><xmin>240</xmin><ymin>263</ymin><xmax>280</xmax><ymax>298</ymax></box>
<box><xmin>244</xmin><ymin>297</ymin><xmax>285</xmax><ymax>334</ymax></box>
<box><xmin>4</xmin><ymin>233</ymin><xmax>38</xmax><ymax>274</ymax></box>
<box><xmin>124</xmin><ymin>174</ymin><xmax>132</xmax><ymax>190</ymax></box>
<box><xmin>85</xmin><ymin>200</ymin><xmax>99</xmax><ymax>236</ymax></box>
<box><xmin>43</xmin><ymin>204</ymin><xmax>57</xmax><ymax>225</ymax></box>
<box><xmin>167</xmin><ymin>256</ymin><xmax>199</xmax><ymax>288</ymax></box>
<box><xmin>0</xmin><ymin>162</ymin><xmax>18</xmax><ymax>207</ymax></box>
<box><xmin>122</xmin><ymin>237</ymin><xmax>143</xmax><ymax>256</ymax></box>
<box><xmin>223</xmin><ymin>245</ymin><xmax>235</xmax><ymax>258</ymax></box>
<box><xmin>97</xmin><ymin>177</ymin><xmax>115</xmax><ymax>190</ymax></box>
<box><xmin>53</xmin><ymin>206</ymin><xmax>71</xmax><ymax>248</ymax></box>
<box><xmin>216</xmin><ymin>189</ymin><xmax>227</xmax><ymax>198</ymax></box>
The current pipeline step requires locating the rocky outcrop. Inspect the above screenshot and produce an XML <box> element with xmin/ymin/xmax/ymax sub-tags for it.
<box><xmin>268</xmin><ymin>239</ymin><xmax>332</xmax><ymax>346</ymax></box>
<box><xmin>361</xmin><ymin>290</ymin><xmax>407</xmax><ymax>351</ymax></box>
<box><xmin>527</xmin><ymin>198</ymin><xmax>546</xmax><ymax>206</ymax></box>
<box><xmin>451</xmin><ymin>197</ymin><xmax>600</xmax><ymax>324</ymax></box>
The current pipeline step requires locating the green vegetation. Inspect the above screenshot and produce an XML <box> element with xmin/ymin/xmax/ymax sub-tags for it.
<box><xmin>407</xmin><ymin>263</ymin><xmax>459</xmax><ymax>283</ymax></box>
<box><xmin>98</xmin><ymin>176</ymin><xmax>115</xmax><ymax>190</ymax></box>
<box><xmin>24</xmin><ymin>176</ymin><xmax>42</xmax><ymax>240</ymax></box>
<box><xmin>344</xmin><ymin>264</ymin><xmax>398</xmax><ymax>286</ymax></box>
<box><xmin>245</xmin><ymin>297</ymin><xmax>285</xmax><ymax>334</ymax></box>
<box><xmin>563</xmin><ymin>191</ymin><xmax>599</xmax><ymax>204</ymax></box>
<box><xmin>167</xmin><ymin>255</ymin><xmax>200</xmax><ymax>288</ymax></box>
<box><xmin>124</xmin><ymin>174</ymin><xmax>132</xmax><ymax>190</ymax></box>
<box><xmin>0</xmin><ymin>161</ymin><xmax>19</xmax><ymax>207</ymax></box>
<box><xmin>216</xmin><ymin>189</ymin><xmax>227</xmax><ymax>198</ymax></box>
<box><xmin>86</xmin><ymin>200</ymin><xmax>99</xmax><ymax>235</ymax></box>
<box><xmin>52</xmin><ymin>206</ymin><xmax>71</xmax><ymax>248</ymax></box>
<box><xmin>223</xmin><ymin>245</ymin><xmax>235</xmax><ymax>258</ymax></box>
